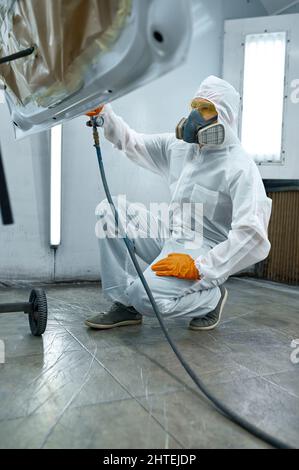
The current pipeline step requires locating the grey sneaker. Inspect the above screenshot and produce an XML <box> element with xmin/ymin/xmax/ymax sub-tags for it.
<box><xmin>189</xmin><ymin>286</ymin><xmax>228</xmax><ymax>331</ymax></box>
<box><xmin>85</xmin><ymin>302</ymin><xmax>142</xmax><ymax>330</ymax></box>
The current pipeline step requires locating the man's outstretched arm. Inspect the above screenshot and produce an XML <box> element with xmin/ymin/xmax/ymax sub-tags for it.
<box><xmin>100</xmin><ymin>104</ymin><xmax>172</xmax><ymax>178</ymax></box>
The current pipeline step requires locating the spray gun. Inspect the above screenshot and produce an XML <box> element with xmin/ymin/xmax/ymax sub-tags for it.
<box><xmin>85</xmin><ymin>106</ymin><xmax>105</xmax><ymax>146</ymax></box>
<box><xmin>86</xmin><ymin>106</ymin><xmax>104</xmax><ymax>125</ymax></box>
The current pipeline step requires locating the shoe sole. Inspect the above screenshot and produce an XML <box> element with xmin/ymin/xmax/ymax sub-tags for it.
<box><xmin>85</xmin><ymin>319</ymin><xmax>142</xmax><ymax>330</ymax></box>
<box><xmin>189</xmin><ymin>288</ymin><xmax>228</xmax><ymax>331</ymax></box>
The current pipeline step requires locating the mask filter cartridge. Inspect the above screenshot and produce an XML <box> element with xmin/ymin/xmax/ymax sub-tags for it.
<box><xmin>197</xmin><ymin>123</ymin><xmax>225</xmax><ymax>146</ymax></box>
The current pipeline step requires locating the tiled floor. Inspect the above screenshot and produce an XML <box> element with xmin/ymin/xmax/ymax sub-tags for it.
<box><xmin>0</xmin><ymin>277</ymin><xmax>298</xmax><ymax>449</ymax></box>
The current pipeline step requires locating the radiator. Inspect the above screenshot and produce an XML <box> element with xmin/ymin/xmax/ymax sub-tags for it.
<box><xmin>259</xmin><ymin>191</ymin><xmax>299</xmax><ymax>285</ymax></box>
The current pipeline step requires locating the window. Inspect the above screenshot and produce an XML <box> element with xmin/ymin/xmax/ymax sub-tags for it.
<box><xmin>241</xmin><ymin>32</ymin><xmax>287</xmax><ymax>164</ymax></box>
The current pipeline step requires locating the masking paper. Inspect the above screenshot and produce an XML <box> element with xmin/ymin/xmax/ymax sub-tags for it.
<box><xmin>0</xmin><ymin>0</ymin><xmax>131</xmax><ymax>107</ymax></box>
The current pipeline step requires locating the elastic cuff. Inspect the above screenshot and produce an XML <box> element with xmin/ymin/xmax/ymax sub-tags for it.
<box><xmin>195</xmin><ymin>257</ymin><xmax>207</xmax><ymax>280</ymax></box>
<box><xmin>102</xmin><ymin>103</ymin><xmax>113</xmax><ymax>114</ymax></box>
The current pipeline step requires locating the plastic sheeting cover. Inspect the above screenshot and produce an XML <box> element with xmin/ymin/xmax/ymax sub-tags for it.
<box><xmin>0</xmin><ymin>0</ymin><xmax>131</xmax><ymax>107</ymax></box>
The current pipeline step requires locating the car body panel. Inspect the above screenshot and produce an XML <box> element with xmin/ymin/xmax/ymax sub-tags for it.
<box><xmin>0</xmin><ymin>0</ymin><xmax>192</xmax><ymax>138</ymax></box>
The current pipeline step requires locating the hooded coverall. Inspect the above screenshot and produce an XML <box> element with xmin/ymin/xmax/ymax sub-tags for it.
<box><xmin>96</xmin><ymin>76</ymin><xmax>272</xmax><ymax>318</ymax></box>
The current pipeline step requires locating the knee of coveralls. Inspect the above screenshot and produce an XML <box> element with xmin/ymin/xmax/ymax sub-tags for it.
<box><xmin>126</xmin><ymin>274</ymin><xmax>176</xmax><ymax>317</ymax></box>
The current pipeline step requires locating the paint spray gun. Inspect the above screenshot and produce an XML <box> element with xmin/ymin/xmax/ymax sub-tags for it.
<box><xmin>85</xmin><ymin>106</ymin><xmax>105</xmax><ymax>129</ymax></box>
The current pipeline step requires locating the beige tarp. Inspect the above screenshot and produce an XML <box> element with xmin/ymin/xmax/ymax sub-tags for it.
<box><xmin>0</xmin><ymin>0</ymin><xmax>131</xmax><ymax>106</ymax></box>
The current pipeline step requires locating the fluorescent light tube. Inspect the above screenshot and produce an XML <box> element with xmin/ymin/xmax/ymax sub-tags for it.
<box><xmin>241</xmin><ymin>32</ymin><xmax>287</xmax><ymax>163</ymax></box>
<box><xmin>50</xmin><ymin>125</ymin><xmax>62</xmax><ymax>247</ymax></box>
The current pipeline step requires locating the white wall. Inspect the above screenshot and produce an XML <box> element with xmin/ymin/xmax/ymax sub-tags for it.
<box><xmin>0</xmin><ymin>0</ymin><xmax>267</xmax><ymax>281</ymax></box>
<box><xmin>0</xmin><ymin>104</ymin><xmax>53</xmax><ymax>281</ymax></box>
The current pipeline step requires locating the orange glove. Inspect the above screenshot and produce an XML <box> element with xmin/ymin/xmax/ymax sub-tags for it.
<box><xmin>85</xmin><ymin>105</ymin><xmax>104</xmax><ymax>117</ymax></box>
<box><xmin>152</xmin><ymin>253</ymin><xmax>200</xmax><ymax>280</ymax></box>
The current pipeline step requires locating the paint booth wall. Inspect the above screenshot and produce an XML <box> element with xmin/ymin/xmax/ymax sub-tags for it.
<box><xmin>0</xmin><ymin>0</ymin><xmax>267</xmax><ymax>281</ymax></box>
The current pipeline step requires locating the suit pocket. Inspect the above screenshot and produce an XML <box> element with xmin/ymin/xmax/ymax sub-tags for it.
<box><xmin>191</xmin><ymin>184</ymin><xmax>219</xmax><ymax>220</ymax></box>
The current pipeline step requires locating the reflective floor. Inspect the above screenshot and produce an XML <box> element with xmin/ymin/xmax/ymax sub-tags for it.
<box><xmin>0</xmin><ymin>277</ymin><xmax>298</xmax><ymax>449</ymax></box>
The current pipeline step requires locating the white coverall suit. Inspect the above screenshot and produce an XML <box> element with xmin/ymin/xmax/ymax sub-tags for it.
<box><xmin>96</xmin><ymin>76</ymin><xmax>272</xmax><ymax>318</ymax></box>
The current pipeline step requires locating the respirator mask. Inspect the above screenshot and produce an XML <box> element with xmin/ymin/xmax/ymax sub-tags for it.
<box><xmin>176</xmin><ymin>100</ymin><xmax>225</xmax><ymax>147</ymax></box>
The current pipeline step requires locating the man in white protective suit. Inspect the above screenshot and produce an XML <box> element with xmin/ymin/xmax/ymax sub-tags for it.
<box><xmin>85</xmin><ymin>76</ymin><xmax>272</xmax><ymax>331</ymax></box>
